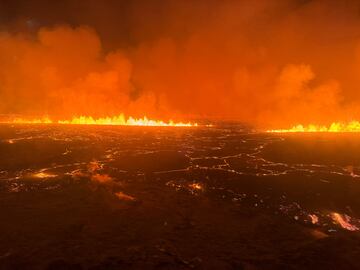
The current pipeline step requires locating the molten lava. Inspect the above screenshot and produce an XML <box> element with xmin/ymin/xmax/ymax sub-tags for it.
<box><xmin>268</xmin><ymin>121</ymin><xmax>360</xmax><ymax>133</ymax></box>
<box><xmin>331</xmin><ymin>212</ymin><xmax>359</xmax><ymax>231</ymax></box>
<box><xmin>2</xmin><ymin>114</ymin><xmax>197</xmax><ymax>127</ymax></box>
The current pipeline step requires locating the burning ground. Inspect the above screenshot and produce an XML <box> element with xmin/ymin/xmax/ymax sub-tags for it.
<box><xmin>0</xmin><ymin>123</ymin><xmax>360</xmax><ymax>269</ymax></box>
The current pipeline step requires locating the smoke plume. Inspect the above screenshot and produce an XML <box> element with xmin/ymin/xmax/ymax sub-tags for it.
<box><xmin>1</xmin><ymin>0</ymin><xmax>360</xmax><ymax>127</ymax></box>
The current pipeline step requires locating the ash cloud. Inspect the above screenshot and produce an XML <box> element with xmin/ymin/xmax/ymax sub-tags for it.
<box><xmin>0</xmin><ymin>0</ymin><xmax>360</xmax><ymax>127</ymax></box>
<box><xmin>0</xmin><ymin>25</ymin><xmax>166</xmax><ymax>119</ymax></box>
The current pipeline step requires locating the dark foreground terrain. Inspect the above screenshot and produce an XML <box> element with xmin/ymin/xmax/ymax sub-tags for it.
<box><xmin>0</xmin><ymin>123</ymin><xmax>360</xmax><ymax>269</ymax></box>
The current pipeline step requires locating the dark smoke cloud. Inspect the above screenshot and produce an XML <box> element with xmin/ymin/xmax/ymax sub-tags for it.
<box><xmin>0</xmin><ymin>0</ymin><xmax>360</xmax><ymax>127</ymax></box>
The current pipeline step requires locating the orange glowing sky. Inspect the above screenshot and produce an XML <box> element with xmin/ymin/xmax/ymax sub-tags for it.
<box><xmin>1</xmin><ymin>0</ymin><xmax>360</xmax><ymax>128</ymax></box>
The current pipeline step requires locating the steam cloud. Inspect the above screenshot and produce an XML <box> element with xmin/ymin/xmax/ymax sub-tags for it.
<box><xmin>1</xmin><ymin>0</ymin><xmax>360</xmax><ymax>127</ymax></box>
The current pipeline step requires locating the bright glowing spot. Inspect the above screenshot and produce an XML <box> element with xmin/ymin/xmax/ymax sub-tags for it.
<box><xmin>267</xmin><ymin>121</ymin><xmax>360</xmax><ymax>133</ymax></box>
<box><xmin>188</xmin><ymin>183</ymin><xmax>204</xmax><ymax>194</ymax></box>
<box><xmin>189</xmin><ymin>183</ymin><xmax>203</xmax><ymax>190</ymax></box>
<box><xmin>331</xmin><ymin>212</ymin><xmax>359</xmax><ymax>231</ymax></box>
<box><xmin>309</xmin><ymin>214</ymin><xmax>319</xmax><ymax>224</ymax></box>
<box><xmin>115</xmin><ymin>191</ymin><xmax>136</xmax><ymax>201</ymax></box>
<box><xmin>32</xmin><ymin>172</ymin><xmax>57</xmax><ymax>179</ymax></box>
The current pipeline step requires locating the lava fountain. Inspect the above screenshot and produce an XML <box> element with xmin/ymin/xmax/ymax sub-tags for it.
<box><xmin>1</xmin><ymin>114</ymin><xmax>198</xmax><ymax>127</ymax></box>
<box><xmin>267</xmin><ymin>121</ymin><xmax>360</xmax><ymax>133</ymax></box>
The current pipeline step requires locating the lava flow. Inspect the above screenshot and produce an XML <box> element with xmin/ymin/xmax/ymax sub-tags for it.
<box><xmin>267</xmin><ymin>121</ymin><xmax>360</xmax><ymax>133</ymax></box>
<box><xmin>2</xmin><ymin>114</ymin><xmax>197</xmax><ymax>127</ymax></box>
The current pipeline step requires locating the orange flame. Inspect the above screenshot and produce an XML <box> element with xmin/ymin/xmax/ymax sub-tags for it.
<box><xmin>2</xmin><ymin>114</ymin><xmax>197</xmax><ymax>127</ymax></box>
<box><xmin>267</xmin><ymin>121</ymin><xmax>360</xmax><ymax>133</ymax></box>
